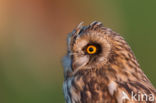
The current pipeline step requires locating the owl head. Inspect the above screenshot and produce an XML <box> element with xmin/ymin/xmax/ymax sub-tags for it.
<box><xmin>63</xmin><ymin>21</ymin><xmax>133</xmax><ymax>77</ymax></box>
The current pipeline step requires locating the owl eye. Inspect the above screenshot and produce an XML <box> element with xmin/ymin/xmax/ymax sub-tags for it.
<box><xmin>87</xmin><ymin>45</ymin><xmax>97</xmax><ymax>54</ymax></box>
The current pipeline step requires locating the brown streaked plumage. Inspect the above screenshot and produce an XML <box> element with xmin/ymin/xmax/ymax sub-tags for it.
<box><xmin>62</xmin><ymin>21</ymin><xmax>156</xmax><ymax>103</ymax></box>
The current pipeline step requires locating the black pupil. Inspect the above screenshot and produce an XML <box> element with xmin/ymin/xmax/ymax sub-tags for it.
<box><xmin>89</xmin><ymin>47</ymin><xmax>94</xmax><ymax>52</ymax></box>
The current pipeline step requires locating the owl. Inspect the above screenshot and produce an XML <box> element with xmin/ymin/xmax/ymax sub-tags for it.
<box><xmin>62</xmin><ymin>21</ymin><xmax>156</xmax><ymax>103</ymax></box>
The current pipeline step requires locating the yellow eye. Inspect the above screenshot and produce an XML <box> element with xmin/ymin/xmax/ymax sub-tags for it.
<box><xmin>87</xmin><ymin>45</ymin><xmax>97</xmax><ymax>54</ymax></box>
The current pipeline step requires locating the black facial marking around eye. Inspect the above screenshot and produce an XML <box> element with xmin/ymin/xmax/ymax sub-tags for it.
<box><xmin>83</xmin><ymin>43</ymin><xmax>102</xmax><ymax>55</ymax></box>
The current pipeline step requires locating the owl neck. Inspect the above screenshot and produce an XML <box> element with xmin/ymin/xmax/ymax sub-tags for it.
<box><xmin>107</xmin><ymin>45</ymin><xmax>149</xmax><ymax>82</ymax></box>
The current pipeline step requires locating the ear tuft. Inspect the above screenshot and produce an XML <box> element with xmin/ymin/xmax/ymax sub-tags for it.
<box><xmin>89</xmin><ymin>21</ymin><xmax>103</xmax><ymax>30</ymax></box>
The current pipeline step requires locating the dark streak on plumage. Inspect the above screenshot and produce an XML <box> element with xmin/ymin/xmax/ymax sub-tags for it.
<box><xmin>117</xmin><ymin>82</ymin><xmax>133</xmax><ymax>95</ymax></box>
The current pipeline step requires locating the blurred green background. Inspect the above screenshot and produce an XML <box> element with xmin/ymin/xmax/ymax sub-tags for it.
<box><xmin>0</xmin><ymin>0</ymin><xmax>156</xmax><ymax>103</ymax></box>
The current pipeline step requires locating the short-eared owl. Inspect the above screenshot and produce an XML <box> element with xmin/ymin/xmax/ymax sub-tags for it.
<box><xmin>62</xmin><ymin>21</ymin><xmax>156</xmax><ymax>103</ymax></box>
